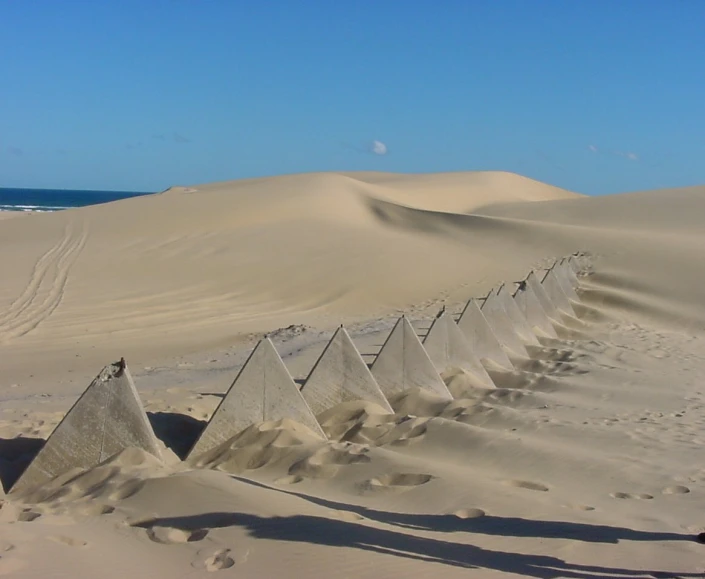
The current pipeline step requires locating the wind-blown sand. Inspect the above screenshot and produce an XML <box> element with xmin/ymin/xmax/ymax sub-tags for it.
<box><xmin>0</xmin><ymin>171</ymin><xmax>704</xmax><ymax>577</ymax></box>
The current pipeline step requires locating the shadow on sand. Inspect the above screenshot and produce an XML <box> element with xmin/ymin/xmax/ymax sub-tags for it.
<box><xmin>147</xmin><ymin>412</ymin><xmax>207</xmax><ymax>460</ymax></box>
<box><xmin>132</xmin><ymin>476</ymin><xmax>701</xmax><ymax>579</ymax></box>
<box><xmin>0</xmin><ymin>436</ymin><xmax>44</xmax><ymax>492</ymax></box>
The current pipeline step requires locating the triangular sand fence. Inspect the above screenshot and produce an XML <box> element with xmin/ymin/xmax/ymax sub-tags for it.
<box><xmin>564</xmin><ymin>257</ymin><xmax>582</xmax><ymax>282</ymax></box>
<box><xmin>541</xmin><ymin>267</ymin><xmax>575</xmax><ymax>316</ymax></box>
<box><xmin>11</xmin><ymin>360</ymin><xmax>161</xmax><ymax>495</ymax></box>
<box><xmin>567</xmin><ymin>255</ymin><xmax>582</xmax><ymax>275</ymax></box>
<box><xmin>559</xmin><ymin>258</ymin><xmax>581</xmax><ymax>294</ymax></box>
<box><xmin>526</xmin><ymin>270</ymin><xmax>560</xmax><ymax>320</ymax></box>
<box><xmin>480</xmin><ymin>288</ymin><xmax>530</xmax><ymax>358</ymax></box>
<box><xmin>553</xmin><ymin>260</ymin><xmax>580</xmax><ymax>302</ymax></box>
<box><xmin>567</xmin><ymin>254</ymin><xmax>586</xmax><ymax>273</ymax></box>
<box><xmin>370</xmin><ymin>316</ymin><xmax>452</xmax><ymax>399</ymax></box>
<box><xmin>423</xmin><ymin>312</ymin><xmax>495</xmax><ymax>389</ymax></box>
<box><xmin>495</xmin><ymin>284</ymin><xmax>541</xmax><ymax>346</ymax></box>
<box><xmin>513</xmin><ymin>280</ymin><xmax>558</xmax><ymax>338</ymax></box>
<box><xmin>456</xmin><ymin>299</ymin><xmax>514</xmax><ymax>371</ymax></box>
<box><xmin>301</xmin><ymin>326</ymin><xmax>393</xmax><ymax>415</ymax></box>
<box><xmin>187</xmin><ymin>338</ymin><xmax>326</xmax><ymax>461</ymax></box>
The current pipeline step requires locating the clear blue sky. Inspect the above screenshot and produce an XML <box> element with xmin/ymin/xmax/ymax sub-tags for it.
<box><xmin>1</xmin><ymin>1</ymin><xmax>704</xmax><ymax>194</ymax></box>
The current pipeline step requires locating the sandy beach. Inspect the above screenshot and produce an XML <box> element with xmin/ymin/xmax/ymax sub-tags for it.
<box><xmin>1</xmin><ymin>170</ymin><xmax>704</xmax><ymax>578</ymax></box>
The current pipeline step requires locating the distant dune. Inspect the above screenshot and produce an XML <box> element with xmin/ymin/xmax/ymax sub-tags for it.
<box><xmin>0</xmin><ymin>172</ymin><xmax>578</xmax><ymax>365</ymax></box>
<box><xmin>0</xmin><ymin>171</ymin><xmax>703</xmax><ymax>377</ymax></box>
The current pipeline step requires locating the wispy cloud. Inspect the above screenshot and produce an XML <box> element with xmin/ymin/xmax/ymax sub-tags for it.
<box><xmin>614</xmin><ymin>150</ymin><xmax>639</xmax><ymax>161</ymax></box>
<box><xmin>7</xmin><ymin>146</ymin><xmax>23</xmax><ymax>156</ymax></box>
<box><xmin>587</xmin><ymin>144</ymin><xmax>639</xmax><ymax>162</ymax></box>
<box><xmin>341</xmin><ymin>139</ymin><xmax>389</xmax><ymax>156</ymax></box>
<box><xmin>371</xmin><ymin>140</ymin><xmax>388</xmax><ymax>155</ymax></box>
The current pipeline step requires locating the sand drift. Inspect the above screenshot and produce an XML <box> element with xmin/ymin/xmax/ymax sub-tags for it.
<box><xmin>5</xmin><ymin>254</ymin><xmax>590</xmax><ymax>497</ymax></box>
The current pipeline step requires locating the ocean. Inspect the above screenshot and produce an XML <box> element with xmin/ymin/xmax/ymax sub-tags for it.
<box><xmin>0</xmin><ymin>187</ymin><xmax>154</xmax><ymax>212</ymax></box>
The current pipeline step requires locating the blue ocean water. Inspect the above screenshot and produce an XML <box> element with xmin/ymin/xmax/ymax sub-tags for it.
<box><xmin>0</xmin><ymin>187</ymin><xmax>154</xmax><ymax>212</ymax></box>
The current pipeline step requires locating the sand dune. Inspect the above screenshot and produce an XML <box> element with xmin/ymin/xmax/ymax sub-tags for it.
<box><xmin>1</xmin><ymin>171</ymin><xmax>705</xmax><ymax>577</ymax></box>
<box><xmin>1</xmin><ymin>171</ymin><xmax>702</xmax><ymax>386</ymax></box>
<box><xmin>0</xmin><ymin>171</ymin><xmax>580</xmax><ymax>384</ymax></box>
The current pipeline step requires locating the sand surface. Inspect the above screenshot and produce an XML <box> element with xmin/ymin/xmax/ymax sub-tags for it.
<box><xmin>0</xmin><ymin>212</ymin><xmax>31</xmax><ymax>221</ymax></box>
<box><xmin>1</xmin><ymin>171</ymin><xmax>704</xmax><ymax>577</ymax></box>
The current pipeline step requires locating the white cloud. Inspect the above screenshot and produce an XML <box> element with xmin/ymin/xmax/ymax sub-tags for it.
<box><xmin>589</xmin><ymin>145</ymin><xmax>639</xmax><ymax>162</ymax></box>
<box><xmin>371</xmin><ymin>140</ymin><xmax>388</xmax><ymax>155</ymax></box>
<box><xmin>614</xmin><ymin>150</ymin><xmax>639</xmax><ymax>161</ymax></box>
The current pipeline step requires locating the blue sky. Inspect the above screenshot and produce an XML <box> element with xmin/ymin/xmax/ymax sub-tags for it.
<box><xmin>1</xmin><ymin>1</ymin><xmax>704</xmax><ymax>194</ymax></box>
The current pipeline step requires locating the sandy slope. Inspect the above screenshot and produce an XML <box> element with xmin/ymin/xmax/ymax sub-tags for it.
<box><xmin>1</xmin><ymin>171</ymin><xmax>705</xmax><ymax>577</ymax></box>
<box><xmin>0</xmin><ymin>171</ymin><xmax>580</xmax><ymax>389</ymax></box>
<box><xmin>0</xmin><ymin>212</ymin><xmax>30</xmax><ymax>221</ymax></box>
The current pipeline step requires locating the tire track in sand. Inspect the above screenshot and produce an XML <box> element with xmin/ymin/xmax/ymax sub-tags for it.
<box><xmin>0</xmin><ymin>220</ymin><xmax>88</xmax><ymax>342</ymax></box>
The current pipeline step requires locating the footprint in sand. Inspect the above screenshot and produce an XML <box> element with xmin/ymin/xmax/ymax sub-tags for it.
<box><xmin>204</xmin><ymin>549</ymin><xmax>235</xmax><ymax>571</ymax></box>
<box><xmin>192</xmin><ymin>547</ymin><xmax>243</xmax><ymax>572</ymax></box>
<box><xmin>288</xmin><ymin>444</ymin><xmax>371</xmax><ymax>481</ymax></box>
<box><xmin>108</xmin><ymin>479</ymin><xmax>145</xmax><ymax>501</ymax></box>
<box><xmin>662</xmin><ymin>485</ymin><xmax>690</xmax><ymax>495</ymax></box>
<box><xmin>503</xmin><ymin>480</ymin><xmax>550</xmax><ymax>492</ymax></box>
<box><xmin>361</xmin><ymin>472</ymin><xmax>435</xmax><ymax>494</ymax></box>
<box><xmin>17</xmin><ymin>511</ymin><xmax>42</xmax><ymax>522</ymax></box>
<box><xmin>563</xmin><ymin>504</ymin><xmax>596</xmax><ymax>512</ymax></box>
<box><xmin>74</xmin><ymin>503</ymin><xmax>115</xmax><ymax>516</ymax></box>
<box><xmin>146</xmin><ymin>526</ymin><xmax>209</xmax><ymax>545</ymax></box>
<box><xmin>610</xmin><ymin>492</ymin><xmax>654</xmax><ymax>500</ymax></box>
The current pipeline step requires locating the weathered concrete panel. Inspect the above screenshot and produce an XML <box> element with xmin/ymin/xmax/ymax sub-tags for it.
<box><xmin>495</xmin><ymin>284</ymin><xmax>541</xmax><ymax>346</ymax></box>
<box><xmin>562</xmin><ymin>257</ymin><xmax>581</xmax><ymax>288</ymax></box>
<box><xmin>423</xmin><ymin>312</ymin><xmax>496</xmax><ymax>389</ymax></box>
<box><xmin>11</xmin><ymin>360</ymin><xmax>161</xmax><ymax>495</ymax></box>
<box><xmin>188</xmin><ymin>338</ymin><xmax>325</xmax><ymax>460</ymax></box>
<box><xmin>301</xmin><ymin>326</ymin><xmax>393</xmax><ymax>415</ymax></box>
<box><xmin>456</xmin><ymin>299</ymin><xmax>514</xmax><ymax>371</ymax></box>
<box><xmin>370</xmin><ymin>316</ymin><xmax>452</xmax><ymax>399</ymax></box>
<box><xmin>567</xmin><ymin>255</ymin><xmax>581</xmax><ymax>274</ymax></box>
<box><xmin>526</xmin><ymin>270</ymin><xmax>560</xmax><ymax>320</ymax></box>
<box><xmin>554</xmin><ymin>259</ymin><xmax>580</xmax><ymax>301</ymax></box>
<box><xmin>541</xmin><ymin>268</ymin><xmax>575</xmax><ymax>315</ymax></box>
<box><xmin>480</xmin><ymin>288</ymin><xmax>529</xmax><ymax>358</ymax></box>
<box><xmin>513</xmin><ymin>280</ymin><xmax>558</xmax><ymax>338</ymax></box>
